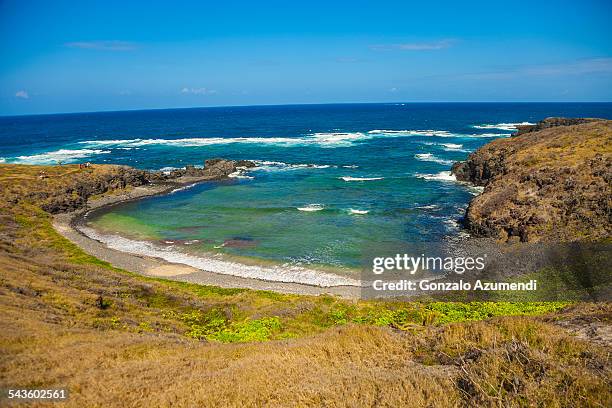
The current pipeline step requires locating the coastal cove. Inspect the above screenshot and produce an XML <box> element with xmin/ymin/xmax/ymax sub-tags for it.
<box><xmin>2</xmin><ymin>104</ymin><xmax>600</xmax><ymax>294</ymax></box>
<box><xmin>47</xmin><ymin>116</ymin><xmax>612</xmax><ymax>301</ymax></box>
<box><xmin>52</xmin><ymin>163</ymin><xmax>363</xmax><ymax>297</ymax></box>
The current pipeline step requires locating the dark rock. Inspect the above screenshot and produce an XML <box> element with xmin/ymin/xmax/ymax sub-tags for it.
<box><xmin>37</xmin><ymin>159</ymin><xmax>257</xmax><ymax>215</ymax></box>
<box><xmin>223</xmin><ymin>238</ymin><xmax>258</xmax><ymax>248</ymax></box>
<box><xmin>39</xmin><ymin>166</ymin><xmax>149</xmax><ymax>213</ymax></box>
<box><xmin>514</xmin><ymin>117</ymin><xmax>600</xmax><ymax>136</ymax></box>
<box><xmin>236</xmin><ymin>160</ymin><xmax>257</xmax><ymax>168</ymax></box>
<box><xmin>451</xmin><ymin>119</ymin><xmax>611</xmax><ymax>242</ymax></box>
<box><xmin>204</xmin><ymin>159</ymin><xmax>237</xmax><ymax>176</ymax></box>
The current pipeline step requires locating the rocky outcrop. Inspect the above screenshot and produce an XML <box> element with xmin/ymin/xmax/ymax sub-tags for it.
<box><xmin>148</xmin><ymin>158</ymin><xmax>256</xmax><ymax>181</ymax></box>
<box><xmin>16</xmin><ymin>158</ymin><xmax>255</xmax><ymax>214</ymax></box>
<box><xmin>202</xmin><ymin>158</ymin><xmax>256</xmax><ymax>178</ymax></box>
<box><xmin>514</xmin><ymin>117</ymin><xmax>600</xmax><ymax>136</ymax></box>
<box><xmin>39</xmin><ymin>166</ymin><xmax>149</xmax><ymax>213</ymax></box>
<box><xmin>452</xmin><ymin>119</ymin><xmax>612</xmax><ymax>242</ymax></box>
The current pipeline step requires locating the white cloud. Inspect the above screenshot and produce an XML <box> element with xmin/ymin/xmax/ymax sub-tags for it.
<box><xmin>15</xmin><ymin>90</ymin><xmax>29</xmax><ymax>99</ymax></box>
<box><xmin>452</xmin><ymin>57</ymin><xmax>612</xmax><ymax>81</ymax></box>
<box><xmin>65</xmin><ymin>41</ymin><xmax>136</xmax><ymax>51</ymax></box>
<box><xmin>181</xmin><ymin>87</ymin><xmax>217</xmax><ymax>95</ymax></box>
<box><xmin>370</xmin><ymin>39</ymin><xmax>456</xmax><ymax>51</ymax></box>
<box><xmin>389</xmin><ymin>87</ymin><xmax>398</xmax><ymax>93</ymax></box>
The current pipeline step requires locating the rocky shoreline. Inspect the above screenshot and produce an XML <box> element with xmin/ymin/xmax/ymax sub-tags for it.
<box><xmin>452</xmin><ymin>117</ymin><xmax>612</xmax><ymax>242</ymax></box>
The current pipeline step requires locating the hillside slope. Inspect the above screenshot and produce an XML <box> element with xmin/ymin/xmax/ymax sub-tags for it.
<box><xmin>452</xmin><ymin>119</ymin><xmax>612</xmax><ymax>242</ymax></box>
<box><xmin>0</xmin><ymin>163</ymin><xmax>610</xmax><ymax>407</ymax></box>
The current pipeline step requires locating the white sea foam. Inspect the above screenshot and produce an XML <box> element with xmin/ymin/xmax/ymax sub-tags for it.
<box><xmin>14</xmin><ymin>148</ymin><xmax>111</xmax><ymax>164</ymax></box>
<box><xmin>467</xmin><ymin>185</ymin><xmax>485</xmax><ymax>196</ymax></box>
<box><xmin>348</xmin><ymin>209</ymin><xmax>369</xmax><ymax>215</ymax></box>
<box><xmin>78</xmin><ymin>127</ymin><xmax>463</xmax><ymax>151</ymax></box>
<box><xmin>79</xmin><ymin>134</ymin><xmax>365</xmax><ymax>149</ymax></box>
<box><xmin>340</xmin><ymin>176</ymin><xmax>384</xmax><ymax>181</ymax></box>
<box><xmin>368</xmin><ymin>129</ymin><xmax>454</xmax><ymax>137</ymax></box>
<box><xmin>170</xmin><ymin>183</ymin><xmax>198</xmax><ymax>194</ymax></box>
<box><xmin>342</xmin><ymin>165</ymin><xmax>359</xmax><ymax>168</ymax></box>
<box><xmin>472</xmin><ymin>122</ymin><xmax>534</xmax><ymax>131</ymax></box>
<box><xmin>415</xmin><ymin>171</ymin><xmax>457</xmax><ymax>182</ymax></box>
<box><xmin>228</xmin><ymin>167</ymin><xmax>255</xmax><ymax>179</ymax></box>
<box><xmin>414</xmin><ymin>153</ymin><xmax>454</xmax><ymax>165</ymax></box>
<box><xmin>421</xmin><ymin>141</ymin><xmax>468</xmax><ymax>152</ymax></box>
<box><xmin>159</xmin><ymin>166</ymin><xmax>180</xmax><ymax>175</ymax></box>
<box><xmin>466</xmin><ymin>133</ymin><xmax>512</xmax><ymax>138</ymax></box>
<box><xmin>78</xmin><ymin>226</ymin><xmax>359</xmax><ymax>287</ymax></box>
<box><xmin>80</xmin><ymin>137</ymin><xmax>301</xmax><ymax>148</ymax></box>
<box><xmin>309</xmin><ymin>132</ymin><xmax>368</xmax><ymax>147</ymax></box>
<box><xmin>0</xmin><ymin>158</ymin><xmax>5</xmax><ymax>163</ymax></box>
<box><xmin>443</xmin><ymin>218</ymin><xmax>461</xmax><ymax>230</ymax></box>
<box><xmin>415</xmin><ymin>204</ymin><xmax>439</xmax><ymax>210</ymax></box>
<box><xmin>297</xmin><ymin>204</ymin><xmax>324</xmax><ymax>212</ymax></box>
<box><xmin>441</xmin><ymin>143</ymin><xmax>463</xmax><ymax>150</ymax></box>
<box><xmin>252</xmin><ymin>160</ymin><xmax>335</xmax><ymax>171</ymax></box>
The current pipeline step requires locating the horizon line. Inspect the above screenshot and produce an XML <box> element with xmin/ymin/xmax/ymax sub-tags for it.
<box><xmin>3</xmin><ymin>100</ymin><xmax>612</xmax><ymax>118</ymax></box>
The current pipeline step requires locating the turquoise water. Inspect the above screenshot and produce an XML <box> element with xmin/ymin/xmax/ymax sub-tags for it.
<box><xmin>90</xmin><ymin>163</ymin><xmax>475</xmax><ymax>270</ymax></box>
<box><xmin>3</xmin><ymin>103</ymin><xmax>612</xmax><ymax>276</ymax></box>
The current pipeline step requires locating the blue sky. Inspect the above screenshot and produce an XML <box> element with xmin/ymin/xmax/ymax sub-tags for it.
<box><xmin>1</xmin><ymin>0</ymin><xmax>611</xmax><ymax>115</ymax></box>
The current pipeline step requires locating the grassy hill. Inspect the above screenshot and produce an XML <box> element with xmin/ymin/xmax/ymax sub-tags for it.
<box><xmin>0</xmin><ymin>164</ymin><xmax>610</xmax><ymax>407</ymax></box>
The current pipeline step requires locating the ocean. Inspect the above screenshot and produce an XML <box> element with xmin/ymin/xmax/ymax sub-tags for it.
<box><xmin>2</xmin><ymin>103</ymin><xmax>612</xmax><ymax>284</ymax></box>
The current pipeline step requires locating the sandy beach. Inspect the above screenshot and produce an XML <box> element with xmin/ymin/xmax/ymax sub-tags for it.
<box><xmin>53</xmin><ymin>177</ymin><xmax>362</xmax><ymax>298</ymax></box>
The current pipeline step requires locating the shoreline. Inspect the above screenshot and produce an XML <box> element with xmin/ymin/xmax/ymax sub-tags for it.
<box><xmin>53</xmin><ymin>176</ymin><xmax>362</xmax><ymax>298</ymax></box>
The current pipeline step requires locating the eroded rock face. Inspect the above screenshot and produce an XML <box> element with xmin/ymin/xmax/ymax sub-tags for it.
<box><xmin>40</xmin><ymin>166</ymin><xmax>149</xmax><ymax>213</ymax></box>
<box><xmin>452</xmin><ymin>119</ymin><xmax>612</xmax><ymax>242</ymax></box>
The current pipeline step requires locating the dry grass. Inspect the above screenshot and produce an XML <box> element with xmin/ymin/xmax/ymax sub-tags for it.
<box><xmin>2</xmin><ymin>299</ymin><xmax>610</xmax><ymax>407</ymax></box>
<box><xmin>0</xmin><ymin>164</ymin><xmax>610</xmax><ymax>407</ymax></box>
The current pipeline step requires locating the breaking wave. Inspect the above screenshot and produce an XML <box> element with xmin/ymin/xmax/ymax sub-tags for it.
<box><xmin>415</xmin><ymin>171</ymin><xmax>457</xmax><ymax>182</ymax></box>
<box><xmin>78</xmin><ymin>226</ymin><xmax>359</xmax><ymax>287</ymax></box>
<box><xmin>340</xmin><ymin>176</ymin><xmax>384</xmax><ymax>181</ymax></box>
<box><xmin>14</xmin><ymin>149</ymin><xmax>111</xmax><ymax>164</ymax></box>
<box><xmin>297</xmin><ymin>204</ymin><xmax>325</xmax><ymax>212</ymax></box>
<box><xmin>414</xmin><ymin>153</ymin><xmax>454</xmax><ymax>165</ymax></box>
<box><xmin>472</xmin><ymin>122</ymin><xmax>534</xmax><ymax>131</ymax></box>
<box><xmin>466</xmin><ymin>133</ymin><xmax>512</xmax><ymax>138</ymax></box>
<box><xmin>252</xmin><ymin>160</ymin><xmax>335</xmax><ymax>171</ymax></box>
<box><xmin>368</xmin><ymin>129</ymin><xmax>454</xmax><ymax>137</ymax></box>
<box><xmin>77</xmin><ymin>128</ymin><xmax>469</xmax><ymax>151</ymax></box>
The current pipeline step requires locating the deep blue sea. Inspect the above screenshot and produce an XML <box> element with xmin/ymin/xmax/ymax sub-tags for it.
<box><xmin>2</xmin><ymin>103</ymin><xmax>611</xmax><ymax>285</ymax></box>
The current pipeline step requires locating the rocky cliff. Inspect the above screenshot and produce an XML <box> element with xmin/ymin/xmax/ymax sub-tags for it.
<box><xmin>451</xmin><ymin>118</ymin><xmax>612</xmax><ymax>242</ymax></box>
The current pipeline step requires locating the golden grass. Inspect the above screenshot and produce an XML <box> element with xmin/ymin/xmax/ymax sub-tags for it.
<box><xmin>2</xmin><ymin>299</ymin><xmax>610</xmax><ymax>407</ymax></box>
<box><xmin>0</xmin><ymin>163</ymin><xmax>610</xmax><ymax>407</ymax></box>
